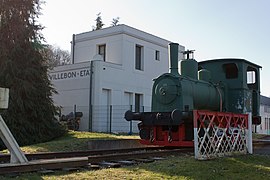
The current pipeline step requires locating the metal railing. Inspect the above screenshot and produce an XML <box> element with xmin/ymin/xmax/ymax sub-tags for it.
<box><xmin>58</xmin><ymin>105</ymin><xmax>150</xmax><ymax>134</ymax></box>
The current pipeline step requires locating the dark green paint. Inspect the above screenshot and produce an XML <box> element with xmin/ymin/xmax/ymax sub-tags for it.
<box><xmin>151</xmin><ymin>43</ymin><xmax>261</xmax><ymax>119</ymax></box>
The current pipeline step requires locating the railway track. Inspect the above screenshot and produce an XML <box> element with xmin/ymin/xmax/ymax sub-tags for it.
<box><xmin>0</xmin><ymin>147</ymin><xmax>166</xmax><ymax>163</ymax></box>
<box><xmin>0</xmin><ymin>147</ymin><xmax>193</xmax><ymax>175</ymax></box>
<box><xmin>2</xmin><ymin>140</ymin><xmax>266</xmax><ymax>175</ymax></box>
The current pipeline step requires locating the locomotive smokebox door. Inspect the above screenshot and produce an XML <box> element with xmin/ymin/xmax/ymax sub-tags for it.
<box><xmin>0</xmin><ymin>88</ymin><xmax>9</xmax><ymax>109</ymax></box>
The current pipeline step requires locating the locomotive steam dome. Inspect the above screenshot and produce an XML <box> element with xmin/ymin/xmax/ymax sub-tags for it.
<box><xmin>180</xmin><ymin>50</ymin><xmax>198</xmax><ymax>80</ymax></box>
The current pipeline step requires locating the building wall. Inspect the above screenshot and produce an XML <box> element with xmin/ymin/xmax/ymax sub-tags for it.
<box><xmin>74</xmin><ymin>33</ymin><xmax>123</xmax><ymax>64</ymax></box>
<box><xmin>257</xmin><ymin>104</ymin><xmax>270</xmax><ymax>134</ymax></box>
<box><xmin>49</xmin><ymin>62</ymin><xmax>91</xmax><ymax>130</ymax></box>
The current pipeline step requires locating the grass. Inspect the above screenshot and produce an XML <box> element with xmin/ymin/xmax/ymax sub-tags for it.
<box><xmin>253</xmin><ymin>133</ymin><xmax>269</xmax><ymax>140</ymax></box>
<box><xmin>13</xmin><ymin>132</ymin><xmax>268</xmax><ymax>153</ymax></box>
<box><xmin>1</xmin><ymin>131</ymin><xmax>139</xmax><ymax>153</ymax></box>
<box><xmin>1</xmin><ymin>154</ymin><xmax>270</xmax><ymax>180</ymax></box>
<box><xmin>0</xmin><ymin>131</ymin><xmax>270</xmax><ymax>179</ymax></box>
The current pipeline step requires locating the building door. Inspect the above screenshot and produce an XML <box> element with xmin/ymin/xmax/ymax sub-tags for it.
<box><xmin>124</xmin><ymin>92</ymin><xmax>133</xmax><ymax>110</ymax></box>
<box><xmin>135</xmin><ymin>93</ymin><xmax>143</xmax><ymax>112</ymax></box>
<box><xmin>102</xmin><ymin>89</ymin><xmax>111</xmax><ymax>132</ymax></box>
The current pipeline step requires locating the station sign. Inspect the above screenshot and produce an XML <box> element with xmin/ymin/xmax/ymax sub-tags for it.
<box><xmin>49</xmin><ymin>68</ymin><xmax>90</xmax><ymax>81</ymax></box>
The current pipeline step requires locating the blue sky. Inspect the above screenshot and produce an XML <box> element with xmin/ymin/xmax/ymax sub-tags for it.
<box><xmin>40</xmin><ymin>0</ymin><xmax>270</xmax><ymax>96</ymax></box>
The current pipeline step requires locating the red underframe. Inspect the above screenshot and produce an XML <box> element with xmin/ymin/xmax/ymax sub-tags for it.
<box><xmin>139</xmin><ymin>110</ymin><xmax>248</xmax><ymax>147</ymax></box>
<box><xmin>139</xmin><ymin>125</ymin><xmax>193</xmax><ymax>147</ymax></box>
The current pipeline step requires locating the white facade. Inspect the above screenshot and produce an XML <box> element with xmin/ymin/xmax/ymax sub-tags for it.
<box><xmin>49</xmin><ymin>25</ymin><xmax>185</xmax><ymax>132</ymax></box>
<box><xmin>256</xmin><ymin>95</ymin><xmax>270</xmax><ymax>134</ymax></box>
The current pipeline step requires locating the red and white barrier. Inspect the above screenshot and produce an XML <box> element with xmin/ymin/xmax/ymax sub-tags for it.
<box><xmin>193</xmin><ymin>110</ymin><xmax>252</xmax><ymax>160</ymax></box>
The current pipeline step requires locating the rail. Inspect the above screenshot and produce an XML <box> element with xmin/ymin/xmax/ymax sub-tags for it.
<box><xmin>0</xmin><ymin>147</ymin><xmax>193</xmax><ymax>175</ymax></box>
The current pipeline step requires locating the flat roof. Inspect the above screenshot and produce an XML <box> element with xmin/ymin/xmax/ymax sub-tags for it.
<box><xmin>199</xmin><ymin>58</ymin><xmax>262</xmax><ymax>69</ymax></box>
<box><xmin>261</xmin><ymin>95</ymin><xmax>270</xmax><ymax>106</ymax></box>
<box><xmin>74</xmin><ymin>24</ymin><xmax>184</xmax><ymax>49</ymax></box>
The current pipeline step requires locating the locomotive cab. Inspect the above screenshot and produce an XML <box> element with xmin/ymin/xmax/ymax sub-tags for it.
<box><xmin>199</xmin><ymin>59</ymin><xmax>262</xmax><ymax>125</ymax></box>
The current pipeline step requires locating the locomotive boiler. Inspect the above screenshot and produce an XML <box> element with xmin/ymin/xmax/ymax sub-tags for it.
<box><xmin>125</xmin><ymin>43</ymin><xmax>261</xmax><ymax>147</ymax></box>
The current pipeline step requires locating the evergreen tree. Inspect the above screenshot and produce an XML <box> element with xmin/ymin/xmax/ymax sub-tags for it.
<box><xmin>92</xmin><ymin>12</ymin><xmax>104</xmax><ymax>30</ymax></box>
<box><xmin>111</xmin><ymin>17</ymin><xmax>120</xmax><ymax>26</ymax></box>
<box><xmin>0</xmin><ymin>0</ymin><xmax>65</xmax><ymax>147</ymax></box>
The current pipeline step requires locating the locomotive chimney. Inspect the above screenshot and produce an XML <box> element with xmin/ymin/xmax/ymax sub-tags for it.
<box><xmin>168</xmin><ymin>43</ymin><xmax>180</xmax><ymax>76</ymax></box>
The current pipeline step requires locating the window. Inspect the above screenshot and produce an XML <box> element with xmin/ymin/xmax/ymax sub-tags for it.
<box><xmin>246</xmin><ymin>66</ymin><xmax>259</xmax><ymax>89</ymax></box>
<box><xmin>135</xmin><ymin>93</ymin><xmax>143</xmax><ymax>112</ymax></box>
<box><xmin>155</xmin><ymin>50</ymin><xmax>160</xmax><ymax>61</ymax></box>
<box><xmin>98</xmin><ymin>44</ymin><xmax>106</xmax><ymax>61</ymax></box>
<box><xmin>247</xmin><ymin>70</ymin><xmax>256</xmax><ymax>84</ymax></box>
<box><xmin>135</xmin><ymin>45</ymin><xmax>143</xmax><ymax>70</ymax></box>
<box><xmin>264</xmin><ymin>106</ymin><xmax>270</xmax><ymax>113</ymax></box>
<box><xmin>223</xmin><ymin>63</ymin><xmax>238</xmax><ymax>79</ymax></box>
<box><xmin>265</xmin><ymin>117</ymin><xmax>269</xmax><ymax>130</ymax></box>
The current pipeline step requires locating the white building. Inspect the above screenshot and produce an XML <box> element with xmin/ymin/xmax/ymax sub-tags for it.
<box><xmin>257</xmin><ymin>95</ymin><xmax>270</xmax><ymax>134</ymax></box>
<box><xmin>49</xmin><ymin>24</ymin><xmax>185</xmax><ymax>132</ymax></box>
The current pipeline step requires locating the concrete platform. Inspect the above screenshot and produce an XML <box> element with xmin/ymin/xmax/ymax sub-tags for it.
<box><xmin>253</xmin><ymin>139</ymin><xmax>270</xmax><ymax>155</ymax></box>
<box><xmin>88</xmin><ymin>139</ymin><xmax>270</xmax><ymax>154</ymax></box>
<box><xmin>253</xmin><ymin>145</ymin><xmax>270</xmax><ymax>155</ymax></box>
<box><xmin>88</xmin><ymin>139</ymin><xmax>151</xmax><ymax>150</ymax></box>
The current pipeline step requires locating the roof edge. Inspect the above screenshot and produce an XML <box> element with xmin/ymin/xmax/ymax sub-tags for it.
<box><xmin>199</xmin><ymin>58</ymin><xmax>262</xmax><ymax>68</ymax></box>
